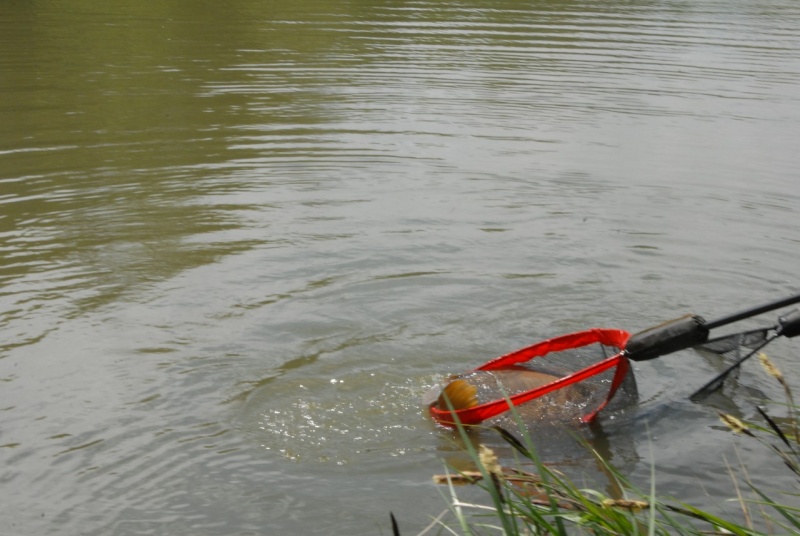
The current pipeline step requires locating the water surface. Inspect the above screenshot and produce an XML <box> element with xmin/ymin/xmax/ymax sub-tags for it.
<box><xmin>2</xmin><ymin>0</ymin><xmax>800</xmax><ymax>534</ymax></box>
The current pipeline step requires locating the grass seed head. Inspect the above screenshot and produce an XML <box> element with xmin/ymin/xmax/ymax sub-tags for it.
<box><xmin>719</xmin><ymin>412</ymin><xmax>754</xmax><ymax>437</ymax></box>
<box><xmin>479</xmin><ymin>445</ymin><xmax>503</xmax><ymax>476</ymax></box>
<box><xmin>602</xmin><ymin>499</ymin><xmax>649</xmax><ymax>512</ymax></box>
<box><xmin>759</xmin><ymin>352</ymin><xmax>784</xmax><ymax>383</ymax></box>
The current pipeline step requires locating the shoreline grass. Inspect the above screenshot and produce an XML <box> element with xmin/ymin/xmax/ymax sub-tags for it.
<box><xmin>403</xmin><ymin>352</ymin><xmax>799</xmax><ymax>536</ymax></box>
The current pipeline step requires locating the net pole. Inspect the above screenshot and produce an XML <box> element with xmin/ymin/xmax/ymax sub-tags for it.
<box><xmin>704</xmin><ymin>291</ymin><xmax>800</xmax><ymax>331</ymax></box>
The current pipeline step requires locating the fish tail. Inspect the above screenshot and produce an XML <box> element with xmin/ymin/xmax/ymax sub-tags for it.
<box><xmin>437</xmin><ymin>379</ymin><xmax>479</xmax><ymax>410</ymax></box>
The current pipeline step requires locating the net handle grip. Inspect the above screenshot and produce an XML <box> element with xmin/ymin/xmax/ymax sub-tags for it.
<box><xmin>624</xmin><ymin>314</ymin><xmax>708</xmax><ymax>361</ymax></box>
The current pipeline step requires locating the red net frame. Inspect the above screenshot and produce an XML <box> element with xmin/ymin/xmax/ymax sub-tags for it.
<box><xmin>429</xmin><ymin>328</ymin><xmax>632</xmax><ymax>427</ymax></box>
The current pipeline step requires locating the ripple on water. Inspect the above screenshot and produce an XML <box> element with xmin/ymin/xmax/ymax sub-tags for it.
<box><xmin>238</xmin><ymin>368</ymin><xmax>434</xmax><ymax>464</ymax></box>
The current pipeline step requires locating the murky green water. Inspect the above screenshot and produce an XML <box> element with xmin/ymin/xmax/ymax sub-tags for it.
<box><xmin>2</xmin><ymin>0</ymin><xmax>800</xmax><ymax>534</ymax></box>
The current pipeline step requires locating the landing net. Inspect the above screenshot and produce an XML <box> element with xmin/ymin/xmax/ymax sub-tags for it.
<box><xmin>429</xmin><ymin>329</ymin><xmax>637</xmax><ymax>427</ymax></box>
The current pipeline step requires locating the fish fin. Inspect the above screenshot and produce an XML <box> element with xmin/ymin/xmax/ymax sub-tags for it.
<box><xmin>438</xmin><ymin>379</ymin><xmax>479</xmax><ymax>410</ymax></box>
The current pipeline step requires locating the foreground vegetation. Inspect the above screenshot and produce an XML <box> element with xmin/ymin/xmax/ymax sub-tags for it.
<box><xmin>405</xmin><ymin>352</ymin><xmax>799</xmax><ymax>535</ymax></box>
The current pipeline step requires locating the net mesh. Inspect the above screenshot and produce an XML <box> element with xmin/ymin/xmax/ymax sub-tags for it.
<box><xmin>699</xmin><ymin>328</ymin><xmax>770</xmax><ymax>355</ymax></box>
<box><xmin>691</xmin><ymin>328</ymin><xmax>775</xmax><ymax>397</ymax></box>
<box><xmin>495</xmin><ymin>343</ymin><xmax>634</xmax><ymax>422</ymax></box>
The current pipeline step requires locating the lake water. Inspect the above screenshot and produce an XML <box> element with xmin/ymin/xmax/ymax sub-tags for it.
<box><xmin>2</xmin><ymin>0</ymin><xmax>800</xmax><ymax>534</ymax></box>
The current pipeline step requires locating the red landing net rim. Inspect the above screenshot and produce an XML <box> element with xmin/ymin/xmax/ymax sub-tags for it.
<box><xmin>429</xmin><ymin>328</ymin><xmax>632</xmax><ymax>427</ymax></box>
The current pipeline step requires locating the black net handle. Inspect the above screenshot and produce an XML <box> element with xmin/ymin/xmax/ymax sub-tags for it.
<box><xmin>625</xmin><ymin>291</ymin><xmax>800</xmax><ymax>362</ymax></box>
<box><xmin>704</xmin><ymin>291</ymin><xmax>800</xmax><ymax>330</ymax></box>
